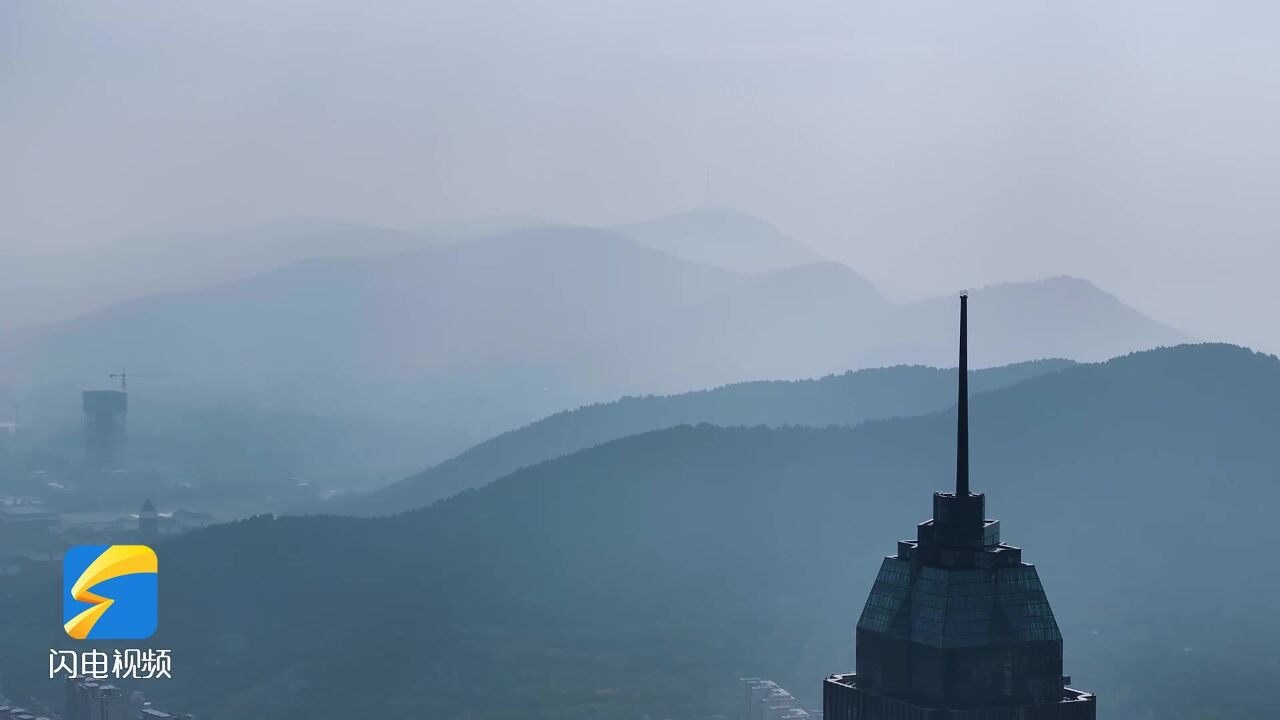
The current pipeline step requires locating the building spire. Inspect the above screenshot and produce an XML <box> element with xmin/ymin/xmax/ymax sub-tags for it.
<box><xmin>956</xmin><ymin>293</ymin><xmax>969</xmax><ymax>497</ymax></box>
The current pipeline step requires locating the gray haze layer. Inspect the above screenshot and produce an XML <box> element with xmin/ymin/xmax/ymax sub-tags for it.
<box><xmin>3</xmin><ymin>1</ymin><xmax>1277</xmax><ymax>353</ymax></box>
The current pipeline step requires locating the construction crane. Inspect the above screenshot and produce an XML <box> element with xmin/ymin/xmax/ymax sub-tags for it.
<box><xmin>108</xmin><ymin>370</ymin><xmax>165</xmax><ymax>392</ymax></box>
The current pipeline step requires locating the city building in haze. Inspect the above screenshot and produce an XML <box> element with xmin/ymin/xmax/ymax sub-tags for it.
<box><xmin>82</xmin><ymin>390</ymin><xmax>127</xmax><ymax>470</ymax></box>
<box><xmin>137</xmin><ymin>499</ymin><xmax>158</xmax><ymax>541</ymax></box>
<box><xmin>63</xmin><ymin>677</ymin><xmax>192</xmax><ymax>720</ymax></box>
<box><xmin>0</xmin><ymin>505</ymin><xmax>59</xmax><ymax>550</ymax></box>
<box><xmin>824</xmin><ymin>295</ymin><xmax>1096</xmax><ymax>719</ymax></box>
<box><xmin>63</xmin><ymin>677</ymin><xmax>126</xmax><ymax>720</ymax></box>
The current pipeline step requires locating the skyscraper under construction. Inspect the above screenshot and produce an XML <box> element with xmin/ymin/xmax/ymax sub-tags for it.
<box><xmin>824</xmin><ymin>295</ymin><xmax>1096</xmax><ymax>720</ymax></box>
<box><xmin>82</xmin><ymin>389</ymin><xmax>127</xmax><ymax>470</ymax></box>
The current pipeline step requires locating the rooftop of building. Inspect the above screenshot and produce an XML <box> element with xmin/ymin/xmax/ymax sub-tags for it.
<box><xmin>0</xmin><ymin>505</ymin><xmax>57</xmax><ymax>519</ymax></box>
<box><xmin>825</xmin><ymin>674</ymin><xmax>1095</xmax><ymax>707</ymax></box>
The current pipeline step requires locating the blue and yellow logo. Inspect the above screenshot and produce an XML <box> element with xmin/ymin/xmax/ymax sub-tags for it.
<box><xmin>63</xmin><ymin>545</ymin><xmax>158</xmax><ymax>640</ymax></box>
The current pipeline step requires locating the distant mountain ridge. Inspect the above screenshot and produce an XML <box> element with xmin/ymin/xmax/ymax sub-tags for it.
<box><xmin>656</xmin><ymin>270</ymin><xmax>1190</xmax><ymax>388</ymax></box>
<box><xmin>0</xmin><ymin>208</ymin><xmax>803</xmax><ymax>330</ymax></box>
<box><xmin>614</xmin><ymin>207</ymin><xmax>824</xmax><ymax>273</ymax></box>
<box><xmin>0</xmin><ymin>220</ymin><xmax>1189</xmax><ymax>473</ymax></box>
<box><xmin>332</xmin><ymin>358</ymin><xmax>1076</xmax><ymax>516</ymax></box>
<box><xmin>0</xmin><ymin>218</ymin><xmax>449</xmax><ymax>330</ymax></box>
<box><xmin>898</xmin><ymin>275</ymin><xmax>1192</xmax><ymax>367</ymax></box>
<box><xmin>0</xmin><ymin>226</ymin><xmax>740</xmax><ymax>455</ymax></box>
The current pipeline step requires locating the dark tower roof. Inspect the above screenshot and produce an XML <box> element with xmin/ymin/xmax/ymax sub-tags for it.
<box><xmin>825</xmin><ymin>295</ymin><xmax>1095</xmax><ymax>719</ymax></box>
<box><xmin>141</xmin><ymin>499</ymin><xmax>156</xmax><ymax>513</ymax></box>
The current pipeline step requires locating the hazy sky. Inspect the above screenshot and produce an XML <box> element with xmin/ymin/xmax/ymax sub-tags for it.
<box><xmin>3</xmin><ymin>1</ymin><xmax>1278</xmax><ymax>352</ymax></box>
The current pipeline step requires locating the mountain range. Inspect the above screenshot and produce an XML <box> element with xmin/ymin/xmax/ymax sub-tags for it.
<box><xmin>2</xmin><ymin>343</ymin><xmax>1276</xmax><ymax>720</ymax></box>
<box><xmin>0</xmin><ymin>208</ymin><xmax>811</xmax><ymax>331</ymax></box>
<box><xmin>0</xmin><ymin>219</ymin><xmax>448</xmax><ymax>330</ymax></box>
<box><xmin>0</xmin><ymin>227</ymin><xmax>740</xmax><ymax>449</ymax></box>
<box><xmin>613</xmin><ymin>207</ymin><xmax>824</xmax><ymax>273</ymax></box>
<box><xmin>0</xmin><ymin>217</ymin><xmax>1189</xmax><ymax>472</ymax></box>
<box><xmin>332</xmin><ymin>358</ymin><xmax>1075</xmax><ymax>516</ymax></box>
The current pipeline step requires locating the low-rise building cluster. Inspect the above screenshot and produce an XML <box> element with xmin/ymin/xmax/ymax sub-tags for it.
<box><xmin>741</xmin><ymin>677</ymin><xmax>823</xmax><ymax>720</ymax></box>
<box><xmin>63</xmin><ymin>676</ymin><xmax>191</xmax><ymax>720</ymax></box>
<box><xmin>0</xmin><ymin>499</ymin><xmax>212</xmax><ymax>578</ymax></box>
